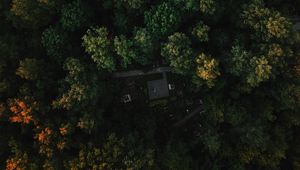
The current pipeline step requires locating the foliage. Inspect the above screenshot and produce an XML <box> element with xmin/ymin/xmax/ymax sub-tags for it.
<box><xmin>8</xmin><ymin>98</ymin><xmax>36</xmax><ymax>124</ymax></box>
<box><xmin>144</xmin><ymin>2</ymin><xmax>181</xmax><ymax>38</ymax></box>
<box><xmin>41</xmin><ymin>26</ymin><xmax>67</xmax><ymax>59</ymax></box>
<box><xmin>60</xmin><ymin>0</ymin><xmax>87</xmax><ymax>31</ymax></box>
<box><xmin>53</xmin><ymin>58</ymin><xmax>99</xmax><ymax>110</ymax></box>
<box><xmin>161</xmin><ymin>142</ymin><xmax>194</xmax><ymax>170</ymax></box>
<box><xmin>82</xmin><ymin>27</ymin><xmax>115</xmax><ymax>71</ymax></box>
<box><xmin>16</xmin><ymin>58</ymin><xmax>43</xmax><ymax>80</ymax></box>
<box><xmin>113</xmin><ymin>29</ymin><xmax>156</xmax><ymax>67</ymax></box>
<box><xmin>132</xmin><ymin>28</ymin><xmax>154</xmax><ymax>65</ymax></box>
<box><xmin>0</xmin><ymin>0</ymin><xmax>300</xmax><ymax>169</ymax></box>
<box><xmin>114</xmin><ymin>35</ymin><xmax>137</xmax><ymax>68</ymax></box>
<box><xmin>242</xmin><ymin>2</ymin><xmax>292</xmax><ymax>41</ymax></box>
<box><xmin>6</xmin><ymin>140</ymin><xmax>39</xmax><ymax>170</ymax></box>
<box><xmin>227</xmin><ymin>45</ymin><xmax>250</xmax><ymax>77</ymax></box>
<box><xmin>113</xmin><ymin>0</ymin><xmax>145</xmax><ymax>9</ymax></box>
<box><xmin>199</xmin><ymin>0</ymin><xmax>216</xmax><ymax>15</ymax></box>
<box><xmin>9</xmin><ymin>0</ymin><xmax>55</xmax><ymax>28</ymax></box>
<box><xmin>192</xmin><ymin>21</ymin><xmax>210</xmax><ymax>42</ymax></box>
<box><xmin>195</xmin><ymin>53</ymin><xmax>220</xmax><ymax>87</ymax></box>
<box><xmin>247</xmin><ymin>56</ymin><xmax>272</xmax><ymax>87</ymax></box>
<box><xmin>66</xmin><ymin>134</ymin><xmax>154</xmax><ymax>170</ymax></box>
<box><xmin>161</xmin><ymin>32</ymin><xmax>194</xmax><ymax>74</ymax></box>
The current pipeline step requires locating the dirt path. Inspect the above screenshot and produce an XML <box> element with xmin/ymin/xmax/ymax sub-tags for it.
<box><xmin>112</xmin><ymin>67</ymin><xmax>172</xmax><ymax>78</ymax></box>
<box><xmin>173</xmin><ymin>106</ymin><xmax>204</xmax><ymax>127</ymax></box>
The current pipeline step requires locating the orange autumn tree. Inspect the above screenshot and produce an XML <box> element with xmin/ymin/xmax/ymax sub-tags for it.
<box><xmin>6</xmin><ymin>154</ymin><xmax>29</xmax><ymax>170</ymax></box>
<box><xmin>5</xmin><ymin>140</ymin><xmax>39</xmax><ymax>170</ymax></box>
<box><xmin>36</xmin><ymin>127</ymin><xmax>53</xmax><ymax>145</ymax></box>
<box><xmin>8</xmin><ymin>98</ymin><xmax>37</xmax><ymax>124</ymax></box>
<box><xmin>35</xmin><ymin>127</ymin><xmax>55</xmax><ymax>157</ymax></box>
<box><xmin>35</xmin><ymin>126</ymin><xmax>69</xmax><ymax>157</ymax></box>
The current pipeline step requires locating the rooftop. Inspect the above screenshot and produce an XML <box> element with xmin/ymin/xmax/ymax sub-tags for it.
<box><xmin>295</xmin><ymin>22</ymin><xmax>300</xmax><ymax>30</ymax></box>
<box><xmin>147</xmin><ymin>73</ymin><xmax>169</xmax><ymax>100</ymax></box>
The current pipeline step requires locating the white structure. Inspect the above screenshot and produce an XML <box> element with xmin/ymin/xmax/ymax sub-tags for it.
<box><xmin>121</xmin><ymin>94</ymin><xmax>132</xmax><ymax>103</ymax></box>
<box><xmin>168</xmin><ymin>83</ymin><xmax>175</xmax><ymax>90</ymax></box>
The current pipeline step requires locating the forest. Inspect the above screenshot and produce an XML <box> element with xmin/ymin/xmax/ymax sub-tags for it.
<box><xmin>0</xmin><ymin>0</ymin><xmax>300</xmax><ymax>169</ymax></box>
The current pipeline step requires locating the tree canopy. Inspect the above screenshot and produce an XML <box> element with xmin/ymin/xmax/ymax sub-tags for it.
<box><xmin>0</xmin><ymin>0</ymin><xmax>300</xmax><ymax>169</ymax></box>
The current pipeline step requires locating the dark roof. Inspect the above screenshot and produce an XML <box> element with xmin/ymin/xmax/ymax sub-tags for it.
<box><xmin>293</xmin><ymin>16</ymin><xmax>300</xmax><ymax>30</ymax></box>
<box><xmin>295</xmin><ymin>22</ymin><xmax>300</xmax><ymax>30</ymax></box>
<box><xmin>147</xmin><ymin>78</ymin><xmax>169</xmax><ymax>100</ymax></box>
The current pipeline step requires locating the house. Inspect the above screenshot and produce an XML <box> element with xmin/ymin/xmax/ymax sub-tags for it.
<box><xmin>147</xmin><ymin>79</ymin><xmax>169</xmax><ymax>100</ymax></box>
<box><xmin>114</xmin><ymin>67</ymin><xmax>175</xmax><ymax>101</ymax></box>
<box><xmin>147</xmin><ymin>72</ymin><xmax>170</xmax><ymax>100</ymax></box>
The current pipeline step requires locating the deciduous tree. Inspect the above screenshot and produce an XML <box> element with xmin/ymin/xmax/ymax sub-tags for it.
<box><xmin>161</xmin><ymin>32</ymin><xmax>194</xmax><ymax>74</ymax></box>
<box><xmin>82</xmin><ymin>27</ymin><xmax>116</xmax><ymax>71</ymax></box>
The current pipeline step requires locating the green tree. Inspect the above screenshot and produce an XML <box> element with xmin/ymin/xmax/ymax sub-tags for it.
<box><xmin>199</xmin><ymin>0</ymin><xmax>216</xmax><ymax>15</ymax></box>
<box><xmin>161</xmin><ymin>32</ymin><xmax>194</xmax><ymax>74</ymax></box>
<box><xmin>113</xmin><ymin>30</ymin><xmax>155</xmax><ymax>67</ymax></box>
<box><xmin>60</xmin><ymin>0</ymin><xmax>88</xmax><ymax>31</ymax></box>
<box><xmin>41</xmin><ymin>26</ymin><xmax>67</xmax><ymax>60</ymax></box>
<box><xmin>66</xmin><ymin>134</ymin><xmax>154</xmax><ymax>170</ymax></box>
<box><xmin>82</xmin><ymin>27</ymin><xmax>115</xmax><ymax>71</ymax></box>
<box><xmin>132</xmin><ymin>28</ymin><xmax>154</xmax><ymax>65</ymax></box>
<box><xmin>145</xmin><ymin>2</ymin><xmax>181</xmax><ymax>38</ymax></box>
<box><xmin>227</xmin><ymin>44</ymin><xmax>274</xmax><ymax>87</ymax></box>
<box><xmin>192</xmin><ymin>21</ymin><xmax>210</xmax><ymax>42</ymax></box>
<box><xmin>9</xmin><ymin>0</ymin><xmax>55</xmax><ymax>28</ymax></box>
<box><xmin>247</xmin><ymin>56</ymin><xmax>272</xmax><ymax>87</ymax></box>
<box><xmin>112</xmin><ymin>0</ymin><xmax>146</xmax><ymax>9</ymax></box>
<box><xmin>242</xmin><ymin>2</ymin><xmax>292</xmax><ymax>41</ymax></box>
<box><xmin>53</xmin><ymin>58</ymin><xmax>99</xmax><ymax>110</ymax></box>
<box><xmin>114</xmin><ymin>35</ymin><xmax>137</xmax><ymax>68</ymax></box>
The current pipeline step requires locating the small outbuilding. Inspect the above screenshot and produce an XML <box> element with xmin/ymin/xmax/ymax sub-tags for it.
<box><xmin>121</xmin><ymin>94</ymin><xmax>132</xmax><ymax>103</ymax></box>
<box><xmin>168</xmin><ymin>83</ymin><xmax>175</xmax><ymax>90</ymax></box>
